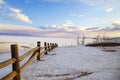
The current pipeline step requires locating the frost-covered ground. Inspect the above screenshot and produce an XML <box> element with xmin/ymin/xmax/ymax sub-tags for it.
<box><xmin>20</xmin><ymin>46</ymin><xmax>120</xmax><ymax>80</ymax></box>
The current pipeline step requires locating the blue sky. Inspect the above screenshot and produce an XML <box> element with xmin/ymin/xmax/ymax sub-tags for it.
<box><xmin>0</xmin><ymin>0</ymin><xmax>120</xmax><ymax>38</ymax></box>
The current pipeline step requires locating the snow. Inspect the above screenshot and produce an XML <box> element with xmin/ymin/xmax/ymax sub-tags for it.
<box><xmin>0</xmin><ymin>36</ymin><xmax>120</xmax><ymax>80</ymax></box>
<box><xmin>20</xmin><ymin>46</ymin><xmax>120</xmax><ymax>80</ymax></box>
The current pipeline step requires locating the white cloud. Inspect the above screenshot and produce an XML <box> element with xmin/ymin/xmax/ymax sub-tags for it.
<box><xmin>110</xmin><ymin>20</ymin><xmax>120</xmax><ymax>30</ymax></box>
<box><xmin>0</xmin><ymin>0</ymin><xmax>32</xmax><ymax>24</ymax></box>
<box><xmin>111</xmin><ymin>20</ymin><xmax>120</xmax><ymax>25</ymax></box>
<box><xmin>9</xmin><ymin>8</ymin><xmax>21</xmax><ymax>13</ymax></box>
<box><xmin>106</xmin><ymin>8</ymin><xmax>114</xmax><ymax>12</ymax></box>
<box><xmin>0</xmin><ymin>21</ymin><xmax>120</xmax><ymax>38</ymax></box>
<box><xmin>86</xmin><ymin>20</ymin><xmax>120</xmax><ymax>32</ymax></box>
<box><xmin>0</xmin><ymin>0</ymin><xmax>5</xmax><ymax>4</ymax></box>
<box><xmin>8</xmin><ymin>8</ymin><xmax>32</xmax><ymax>24</ymax></box>
<box><xmin>0</xmin><ymin>21</ymin><xmax>86</xmax><ymax>38</ymax></box>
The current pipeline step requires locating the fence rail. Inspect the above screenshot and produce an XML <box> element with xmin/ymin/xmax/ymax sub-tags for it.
<box><xmin>0</xmin><ymin>41</ymin><xmax>58</xmax><ymax>80</ymax></box>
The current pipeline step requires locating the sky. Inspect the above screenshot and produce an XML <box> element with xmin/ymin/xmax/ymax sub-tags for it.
<box><xmin>0</xmin><ymin>0</ymin><xmax>120</xmax><ymax>38</ymax></box>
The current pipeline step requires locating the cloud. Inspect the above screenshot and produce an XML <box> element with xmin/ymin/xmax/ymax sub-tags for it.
<box><xmin>0</xmin><ymin>1</ymin><xmax>32</xmax><ymax>24</ymax></box>
<box><xmin>8</xmin><ymin>8</ymin><xmax>32</xmax><ymax>24</ymax></box>
<box><xmin>110</xmin><ymin>20</ymin><xmax>120</xmax><ymax>31</ymax></box>
<box><xmin>86</xmin><ymin>20</ymin><xmax>120</xmax><ymax>32</ymax></box>
<box><xmin>106</xmin><ymin>8</ymin><xmax>114</xmax><ymax>12</ymax></box>
<box><xmin>0</xmin><ymin>0</ymin><xmax>5</xmax><ymax>4</ymax></box>
<box><xmin>112</xmin><ymin>20</ymin><xmax>120</xmax><ymax>25</ymax></box>
<box><xmin>40</xmin><ymin>20</ymin><xmax>85</xmax><ymax>33</ymax></box>
<box><xmin>0</xmin><ymin>24</ymin><xmax>43</xmax><ymax>36</ymax></box>
<box><xmin>0</xmin><ymin>21</ymin><xmax>86</xmax><ymax>38</ymax></box>
<box><xmin>0</xmin><ymin>21</ymin><xmax>120</xmax><ymax>38</ymax></box>
<box><xmin>86</xmin><ymin>27</ymin><xmax>102</xmax><ymax>31</ymax></box>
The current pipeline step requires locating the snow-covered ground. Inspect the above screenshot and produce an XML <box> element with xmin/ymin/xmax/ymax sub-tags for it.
<box><xmin>0</xmin><ymin>36</ymin><xmax>120</xmax><ymax>80</ymax></box>
<box><xmin>19</xmin><ymin>46</ymin><xmax>120</xmax><ymax>80</ymax></box>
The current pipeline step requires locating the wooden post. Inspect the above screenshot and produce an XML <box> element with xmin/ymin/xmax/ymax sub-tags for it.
<box><xmin>51</xmin><ymin>43</ymin><xmax>53</xmax><ymax>50</ymax></box>
<box><xmin>50</xmin><ymin>43</ymin><xmax>52</xmax><ymax>51</ymax></box>
<box><xmin>55</xmin><ymin>43</ymin><xmax>57</xmax><ymax>48</ymax></box>
<box><xmin>53</xmin><ymin>43</ymin><xmax>55</xmax><ymax>49</ymax></box>
<box><xmin>37</xmin><ymin>41</ymin><xmax>41</xmax><ymax>61</ymax></box>
<box><xmin>47</xmin><ymin>43</ymin><xmax>50</xmax><ymax>52</ymax></box>
<box><xmin>49</xmin><ymin>43</ymin><xmax>50</xmax><ymax>51</ymax></box>
<box><xmin>44</xmin><ymin>42</ymin><xmax>47</xmax><ymax>54</ymax></box>
<box><xmin>11</xmin><ymin>44</ymin><xmax>21</xmax><ymax>80</ymax></box>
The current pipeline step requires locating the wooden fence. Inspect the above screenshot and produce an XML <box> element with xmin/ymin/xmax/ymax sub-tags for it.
<box><xmin>0</xmin><ymin>41</ymin><xmax>58</xmax><ymax>80</ymax></box>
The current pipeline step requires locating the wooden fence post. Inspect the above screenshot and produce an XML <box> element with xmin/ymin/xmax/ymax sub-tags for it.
<box><xmin>49</xmin><ymin>43</ymin><xmax>51</xmax><ymax>52</ymax></box>
<box><xmin>52</xmin><ymin>43</ymin><xmax>54</xmax><ymax>50</ymax></box>
<box><xmin>11</xmin><ymin>44</ymin><xmax>21</xmax><ymax>80</ymax></box>
<box><xmin>51</xmin><ymin>43</ymin><xmax>53</xmax><ymax>50</ymax></box>
<box><xmin>44</xmin><ymin>42</ymin><xmax>47</xmax><ymax>54</ymax></box>
<box><xmin>53</xmin><ymin>43</ymin><xmax>55</xmax><ymax>49</ymax></box>
<box><xmin>37</xmin><ymin>41</ymin><xmax>41</xmax><ymax>61</ymax></box>
<box><xmin>47</xmin><ymin>43</ymin><xmax>50</xmax><ymax>52</ymax></box>
<box><xmin>55</xmin><ymin>43</ymin><xmax>57</xmax><ymax>48</ymax></box>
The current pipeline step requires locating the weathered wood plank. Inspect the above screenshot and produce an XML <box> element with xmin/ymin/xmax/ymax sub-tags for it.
<box><xmin>20</xmin><ymin>52</ymin><xmax>39</xmax><ymax>72</ymax></box>
<box><xmin>0</xmin><ymin>58</ymin><xmax>16</xmax><ymax>69</ymax></box>
<box><xmin>19</xmin><ymin>47</ymin><xmax>39</xmax><ymax>61</ymax></box>
<box><xmin>1</xmin><ymin>71</ymin><xmax>17</xmax><ymax>80</ymax></box>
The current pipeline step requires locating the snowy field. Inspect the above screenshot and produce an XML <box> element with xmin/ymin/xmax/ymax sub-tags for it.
<box><xmin>0</xmin><ymin>46</ymin><xmax>120</xmax><ymax>80</ymax></box>
<box><xmin>19</xmin><ymin>46</ymin><xmax>120</xmax><ymax>80</ymax></box>
<box><xmin>0</xmin><ymin>36</ymin><xmax>120</xmax><ymax>80</ymax></box>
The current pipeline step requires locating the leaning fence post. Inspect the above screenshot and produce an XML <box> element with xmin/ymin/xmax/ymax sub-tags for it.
<box><xmin>44</xmin><ymin>42</ymin><xmax>47</xmax><ymax>54</ymax></box>
<box><xmin>11</xmin><ymin>44</ymin><xmax>21</xmax><ymax>80</ymax></box>
<box><xmin>37</xmin><ymin>41</ymin><xmax>41</xmax><ymax>61</ymax></box>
